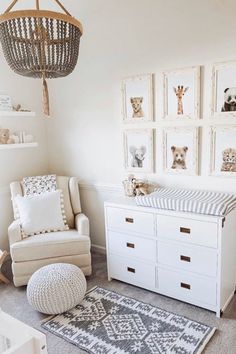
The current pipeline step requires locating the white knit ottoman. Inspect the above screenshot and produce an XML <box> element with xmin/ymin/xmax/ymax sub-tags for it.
<box><xmin>27</xmin><ymin>263</ymin><xmax>87</xmax><ymax>314</ymax></box>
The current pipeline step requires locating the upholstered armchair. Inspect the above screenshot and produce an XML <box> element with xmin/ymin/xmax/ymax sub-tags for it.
<box><xmin>8</xmin><ymin>176</ymin><xmax>92</xmax><ymax>287</ymax></box>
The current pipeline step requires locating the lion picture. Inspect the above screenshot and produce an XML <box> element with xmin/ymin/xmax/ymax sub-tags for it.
<box><xmin>130</xmin><ymin>97</ymin><xmax>144</xmax><ymax>118</ymax></box>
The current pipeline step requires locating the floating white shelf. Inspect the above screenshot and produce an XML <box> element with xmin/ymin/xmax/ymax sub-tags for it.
<box><xmin>0</xmin><ymin>143</ymin><xmax>38</xmax><ymax>150</ymax></box>
<box><xmin>0</xmin><ymin>111</ymin><xmax>36</xmax><ymax>117</ymax></box>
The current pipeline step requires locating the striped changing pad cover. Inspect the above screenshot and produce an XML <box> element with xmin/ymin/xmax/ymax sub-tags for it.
<box><xmin>135</xmin><ymin>188</ymin><xmax>236</xmax><ymax>217</ymax></box>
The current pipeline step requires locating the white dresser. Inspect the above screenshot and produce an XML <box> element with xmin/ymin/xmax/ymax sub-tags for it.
<box><xmin>104</xmin><ymin>197</ymin><xmax>236</xmax><ymax>317</ymax></box>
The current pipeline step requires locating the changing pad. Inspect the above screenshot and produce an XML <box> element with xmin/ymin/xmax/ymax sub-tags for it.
<box><xmin>135</xmin><ymin>187</ymin><xmax>236</xmax><ymax>217</ymax></box>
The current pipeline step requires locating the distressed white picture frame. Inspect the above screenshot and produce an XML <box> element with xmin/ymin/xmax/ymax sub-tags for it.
<box><xmin>163</xmin><ymin>127</ymin><xmax>199</xmax><ymax>175</ymax></box>
<box><xmin>210</xmin><ymin>125</ymin><xmax>236</xmax><ymax>177</ymax></box>
<box><xmin>122</xmin><ymin>74</ymin><xmax>154</xmax><ymax>123</ymax></box>
<box><xmin>211</xmin><ymin>61</ymin><xmax>236</xmax><ymax>118</ymax></box>
<box><xmin>163</xmin><ymin>66</ymin><xmax>200</xmax><ymax>120</ymax></box>
<box><xmin>123</xmin><ymin>129</ymin><xmax>154</xmax><ymax>173</ymax></box>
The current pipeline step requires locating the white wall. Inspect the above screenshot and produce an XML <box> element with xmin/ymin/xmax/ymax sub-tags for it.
<box><xmin>45</xmin><ymin>0</ymin><xmax>236</xmax><ymax>249</ymax></box>
<box><xmin>0</xmin><ymin>53</ymin><xmax>49</xmax><ymax>250</ymax></box>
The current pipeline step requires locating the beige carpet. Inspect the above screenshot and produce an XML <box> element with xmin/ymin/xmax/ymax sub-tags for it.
<box><xmin>0</xmin><ymin>252</ymin><xmax>236</xmax><ymax>354</ymax></box>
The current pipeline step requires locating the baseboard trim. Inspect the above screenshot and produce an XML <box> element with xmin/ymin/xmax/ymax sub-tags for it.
<box><xmin>91</xmin><ymin>244</ymin><xmax>106</xmax><ymax>255</ymax></box>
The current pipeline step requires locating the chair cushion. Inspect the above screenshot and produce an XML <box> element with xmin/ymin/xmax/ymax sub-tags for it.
<box><xmin>11</xmin><ymin>230</ymin><xmax>90</xmax><ymax>262</ymax></box>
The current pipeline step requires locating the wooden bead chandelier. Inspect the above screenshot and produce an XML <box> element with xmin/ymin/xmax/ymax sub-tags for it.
<box><xmin>0</xmin><ymin>0</ymin><xmax>83</xmax><ymax>116</ymax></box>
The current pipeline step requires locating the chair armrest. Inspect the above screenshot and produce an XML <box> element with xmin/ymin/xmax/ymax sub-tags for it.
<box><xmin>8</xmin><ymin>220</ymin><xmax>22</xmax><ymax>245</ymax></box>
<box><xmin>75</xmin><ymin>213</ymin><xmax>90</xmax><ymax>236</ymax></box>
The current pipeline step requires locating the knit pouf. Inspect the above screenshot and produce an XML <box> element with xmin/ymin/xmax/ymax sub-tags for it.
<box><xmin>27</xmin><ymin>263</ymin><xmax>87</xmax><ymax>314</ymax></box>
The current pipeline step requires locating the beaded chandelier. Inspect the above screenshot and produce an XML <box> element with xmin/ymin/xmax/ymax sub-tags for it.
<box><xmin>0</xmin><ymin>0</ymin><xmax>83</xmax><ymax>116</ymax></box>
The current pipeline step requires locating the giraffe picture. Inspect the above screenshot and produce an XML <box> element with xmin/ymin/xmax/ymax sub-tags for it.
<box><xmin>163</xmin><ymin>66</ymin><xmax>200</xmax><ymax>120</ymax></box>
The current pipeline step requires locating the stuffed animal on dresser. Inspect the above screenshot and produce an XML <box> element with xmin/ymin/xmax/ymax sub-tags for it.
<box><xmin>0</xmin><ymin>129</ymin><xmax>14</xmax><ymax>144</ymax></box>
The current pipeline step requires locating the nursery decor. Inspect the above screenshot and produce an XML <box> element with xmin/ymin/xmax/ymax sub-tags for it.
<box><xmin>211</xmin><ymin>61</ymin><xmax>236</xmax><ymax>118</ymax></box>
<box><xmin>122</xmin><ymin>74</ymin><xmax>154</xmax><ymax>123</ymax></box>
<box><xmin>122</xmin><ymin>175</ymin><xmax>151</xmax><ymax>197</ymax></box>
<box><xmin>0</xmin><ymin>95</ymin><xmax>12</xmax><ymax>111</ymax></box>
<box><xmin>210</xmin><ymin>125</ymin><xmax>236</xmax><ymax>176</ymax></box>
<box><xmin>123</xmin><ymin>129</ymin><xmax>154</xmax><ymax>173</ymax></box>
<box><xmin>163</xmin><ymin>127</ymin><xmax>199</xmax><ymax>175</ymax></box>
<box><xmin>27</xmin><ymin>263</ymin><xmax>86</xmax><ymax>314</ymax></box>
<box><xmin>42</xmin><ymin>286</ymin><xmax>216</xmax><ymax>354</ymax></box>
<box><xmin>0</xmin><ymin>0</ymin><xmax>83</xmax><ymax>116</ymax></box>
<box><xmin>163</xmin><ymin>66</ymin><xmax>200</xmax><ymax>120</ymax></box>
<box><xmin>0</xmin><ymin>129</ymin><xmax>14</xmax><ymax>144</ymax></box>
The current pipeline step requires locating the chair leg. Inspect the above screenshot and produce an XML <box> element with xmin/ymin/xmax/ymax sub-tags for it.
<box><xmin>0</xmin><ymin>251</ymin><xmax>10</xmax><ymax>284</ymax></box>
<box><xmin>0</xmin><ymin>272</ymin><xmax>10</xmax><ymax>284</ymax></box>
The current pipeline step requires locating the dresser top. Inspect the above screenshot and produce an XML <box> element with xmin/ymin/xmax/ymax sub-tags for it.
<box><xmin>104</xmin><ymin>196</ymin><xmax>223</xmax><ymax>223</ymax></box>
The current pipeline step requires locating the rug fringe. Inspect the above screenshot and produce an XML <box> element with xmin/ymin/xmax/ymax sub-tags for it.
<box><xmin>197</xmin><ymin>327</ymin><xmax>217</xmax><ymax>354</ymax></box>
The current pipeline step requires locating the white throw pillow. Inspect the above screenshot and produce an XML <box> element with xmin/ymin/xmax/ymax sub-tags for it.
<box><xmin>15</xmin><ymin>190</ymin><xmax>69</xmax><ymax>238</ymax></box>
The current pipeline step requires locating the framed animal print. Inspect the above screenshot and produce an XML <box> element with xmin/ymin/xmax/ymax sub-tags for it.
<box><xmin>211</xmin><ymin>61</ymin><xmax>236</xmax><ymax>118</ymax></box>
<box><xmin>123</xmin><ymin>129</ymin><xmax>154</xmax><ymax>173</ymax></box>
<box><xmin>122</xmin><ymin>74</ymin><xmax>154</xmax><ymax>123</ymax></box>
<box><xmin>163</xmin><ymin>127</ymin><xmax>199</xmax><ymax>175</ymax></box>
<box><xmin>163</xmin><ymin>66</ymin><xmax>200</xmax><ymax>120</ymax></box>
<box><xmin>210</xmin><ymin>126</ymin><xmax>236</xmax><ymax>177</ymax></box>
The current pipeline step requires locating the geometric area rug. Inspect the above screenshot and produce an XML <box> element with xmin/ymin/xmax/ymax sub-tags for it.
<box><xmin>42</xmin><ymin>286</ymin><xmax>216</xmax><ymax>354</ymax></box>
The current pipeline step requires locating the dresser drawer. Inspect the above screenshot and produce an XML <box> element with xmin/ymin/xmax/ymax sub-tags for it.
<box><xmin>109</xmin><ymin>254</ymin><xmax>156</xmax><ymax>289</ymax></box>
<box><xmin>108</xmin><ymin>231</ymin><xmax>157</xmax><ymax>262</ymax></box>
<box><xmin>158</xmin><ymin>268</ymin><xmax>217</xmax><ymax>306</ymax></box>
<box><xmin>158</xmin><ymin>241</ymin><xmax>217</xmax><ymax>277</ymax></box>
<box><xmin>157</xmin><ymin>215</ymin><xmax>218</xmax><ymax>248</ymax></box>
<box><xmin>106</xmin><ymin>207</ymin><xmax>155</xmax><ymax>236</ymax></box>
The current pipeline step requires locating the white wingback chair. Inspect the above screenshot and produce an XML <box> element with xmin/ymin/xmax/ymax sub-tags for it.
<box><xmin>8</xmin><ymin>176</ymin><xmax>92</xmax><ymax>287</ymax></box>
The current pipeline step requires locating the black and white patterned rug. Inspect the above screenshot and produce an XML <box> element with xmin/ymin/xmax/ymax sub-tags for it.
<box><xmin>42</xmin><ymin>286</ymin><xmax>216</xmax><ymax>354</ymax></box>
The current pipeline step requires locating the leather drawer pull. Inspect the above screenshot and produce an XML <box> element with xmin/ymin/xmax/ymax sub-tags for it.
<box><xmin>127</xmin><ymin>267</ymin><xmax>135</xmax><ymax>273</ymax></box>
<box><xmin>127</xmin><ymin>242</ymin><xmax>135</xmax><ymax>248</ymax></box>
<box><xmin>181</xmin><ymin>282</ymin><xmax>191</xmax><ymax>290</ymax></box>
<box><xmin>125</xmin><ymin>217</ymin><xmax>134</xmax><ymax>224</ymax></box>
<box><xmin>180</xmin><ymin>255</ymin><xmax>191</xmax><ymax>262</ymax></box>
<box><xmin>180</xmin><ymin>227</ymin><xmax>191</xmax><ymax>234</ymax></box>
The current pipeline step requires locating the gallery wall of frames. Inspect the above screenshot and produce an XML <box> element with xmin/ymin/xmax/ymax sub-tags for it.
<box><xmin>122</xmin><ymin>61</ymin><xmax>236</xmax><ymax>178</ymax></box>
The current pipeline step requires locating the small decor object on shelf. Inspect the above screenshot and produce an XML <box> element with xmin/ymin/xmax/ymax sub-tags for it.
<box><xmin>0</xmin><ymin>249</ymin><xmax>10</xmax><ymax>284</ymax></box>
<box><xmin>0</xmin><ymin>0</ymin><xmax>83</xmax><ymax>117</ymax></box>
<box><xmin>0</xmin><ymin>128</ymin><xmax>14</xmax><ymax>144</ymax></box>
<box><xmin>0</xmin><ymin>95</ymin><xmax>12</xmax><ymax>111</ymax></box>
<box><xmin>163</xmin><ymin>66</ymin><xmax>200</xmax><ymax>120</ymax></box>
<box><xmin>122</xmin><ymin>74</ymin><xmax>154</xmax><ymax>123</ymax></box>
<box><xmin>123</xmin><ymin>174</ymin><xmax>152</xmax><ymax>197</ymax></box>
<box><xmin>123</xmin><ymin>129</ymin><xmax>154</xmax><ymax>173</ymax></box>
<box><xmin>13</xmin><ymin>104</ymin><xmax>31</xmax><ymax>113</ymax></box>
<box><xmin>163</xmin><ymin>127</ymin><xmax>199</xmax><ymax>175</ymax></box>
<box><xmin>212</xmin><ymin>61</ymin><xmax>236</xmax><ymax>118</ymax></box>
<box><xmin>210</xmin><ymin>126</ymin><xmax>236</xmax><ymax>177</ymax></box>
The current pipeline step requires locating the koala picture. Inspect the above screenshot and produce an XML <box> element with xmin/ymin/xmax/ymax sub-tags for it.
<box><xmin>221</xmin><ymin>88</ymin><xmax>236</xmax><ymax>112</ymax></box>
<box><xmin>130</xmin><ymin>97</ymin><xmax>144</xmax><ymax>118</ymax></box>
<box><xmin>129</xmin><ymin>145</ymin><xmax>146</xmax><ymax>168</ymax></box>
<box><xmin>221</xmin><ymin>148</ymin><xmax>236</xmax><ymax>172</ymax></box>
<box><xmin>171</xmin><ymin>146</ymin><xmax>188</xmax><ymax>169</ymax></box>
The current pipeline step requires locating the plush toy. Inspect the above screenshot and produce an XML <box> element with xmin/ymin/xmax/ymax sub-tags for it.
<box><xmin>132</xmin><ymin>181</ymin><xmax>150</xmax><ymax>196</ymax></box>
<box><xmin>0</xmin><ymin>129</ymin><xmax>14</xmax><ymax>144</ymax></box>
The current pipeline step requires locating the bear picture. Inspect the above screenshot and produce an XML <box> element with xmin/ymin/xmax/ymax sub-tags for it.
<box><xmin>163</xmin><ymin>127</ymin><xmax>199</xmax><ymax>175</ymax></box>
<box><xmin>124</xmin><ymin>129</ymin><xmax>153</xmax><ymax>172</ymax></box>
<box><xmin>213</xmin><ymin>61</ymin><xmax>236</xmax><ymax>116</ymax></box>
<box><xmin>171</xmin><ymin>146</ymin><xmax>188</xmax><ymax>170</ymax></box>
<box><xmin>122</xmin><ymin>74</ymin><xmax>153</xmax><ymax>122</ymax></box>
<box><xmin>211</xmin><ymin>126</ymin><xmax>236</xmax><ymax>176</ymax></box>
